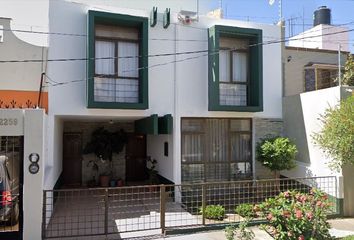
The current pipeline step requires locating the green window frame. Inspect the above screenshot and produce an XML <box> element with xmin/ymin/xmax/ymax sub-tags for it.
<box><xmin>208</xmin><ymin>25</ymin><xmax>263</xmax><ymax>112</ymax></box>
<box><xmin>87</xmin><ymin>10</ymin><xmax>148</xmax><ymax>109</ymax></box>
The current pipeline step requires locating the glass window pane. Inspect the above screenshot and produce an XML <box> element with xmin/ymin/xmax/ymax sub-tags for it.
<box><xmin>182</xmin><ymin>134</ymin><xmax>203</xmax><ymax>163</ymax></box>
<box><xmin>182</xmin><ymin>164</ymin><xmax>204</xmax><ymax>182</ymax></box>
<box><xmin>230</xmin><ymin>119</ymin><xmax>251</xmax><ymax>131</ymax></box>
<box><xmin>219</xmin><ymin>50</ymin><xmax>230</xmax><ymax>82</ymax></box>
<box><xmin>94</xmin><ymin>77</ymin><xmax>115</xmax><ymax>102</ymax></box>
<box><xmin>115</xmin><ymin>78</ymin><xmax>139</xmax><ymax>103</ymax></box>
<box><xmin>231</xmin><ymin>134</ymin><xmax>251</xmax><ymax>162</ymax></box>
<box><xmin>230</xmin><ymin>162</ymin><xmax>252</xmax><ymax>180</ymax></box>
<box><xmin>205</xmin><ymin>163</ymin><xmax>228</xmax><ymax>182</ymax></box>
<box><xmin>181</xmin><ymin>119</ymin><xmax>204</xmax><ymax>132</ymax></box>
<box><xmin>304</xmin><ymin>68</ymin><xmax>315</xmax><ymax>91</ymax></box>
<box><xmin>232</xmin><ymin>52</ymin><xmax>248</xmax><ymax>82</ymax></box>
<box><xmin>117</xmin><ymin>42</ymin><xmax>139</xmax><ymax>78</ymax></box>
<box><xmin>219</xmin><ymin>83</ymin><xmax>247</xmax><ymax>106</ymax></box>
<box><xmin>95</xmin><ymin>41</ymin><xmax>115</xmax><ymax>75</ymax></box>
<box><xmin>205</xmin><ymin>119</ymin><xmax>228</xmax><ymax>163</ymax></box>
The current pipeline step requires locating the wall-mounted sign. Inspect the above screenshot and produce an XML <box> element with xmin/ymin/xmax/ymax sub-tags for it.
<box><xmin>28</xmin><ymin>153</ymin><xmax>40</xmax><ymax>174</ymax></box>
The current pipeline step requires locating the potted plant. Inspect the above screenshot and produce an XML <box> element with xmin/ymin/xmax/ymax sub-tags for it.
<box><xmin>84</xmin><ymin>127</ymin><xmax>127</xmax><ymax>187</ymax></box>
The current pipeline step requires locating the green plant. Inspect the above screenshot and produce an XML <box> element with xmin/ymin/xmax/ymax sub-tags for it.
<box><xmin>341</xmin><ymin>54</ymin><xmax>354</xmax><ymax>86</ymax></box>
<box><xmin>147</xmin><ymin>157</ymin><xmax>159</xmax><ymax>184</ymax></box>
<box><xmin>84</xmin><ymin>127</ymin><xmax>127</xmax><ymax>162</ymax></box>
<box><xmin>313</xmin><ymin>96</ymin><xmax>354</xmax><ymax>171</ymax></box>
<box><xmin>224</xmin><ymin>219</ymin><xmax>255</xmax><ymax>240</ymax></box>
<box><xmin>235</xmin><ymin>203</ymin><xmax>256</xmax><ymax>218</ymax></box>
<box><xmin>258</xmin><ymin>189</ymin><xmax>334</xmax><ymax>240</ymax></box>
<box><xmin>201</xmin><ymin>205</ymin><xmax>225</xmax><ymax>220</ymax></box>
<box><xmin>256</xmin><ymin>136</ymin><xmax>297</xmax><ymax>178</ymax></box>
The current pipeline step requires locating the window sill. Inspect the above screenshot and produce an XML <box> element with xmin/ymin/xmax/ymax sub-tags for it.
<box><xmin>87</xmin><ymin>101</ymin><xmax>148</xmax><ymax>110</ymax></box>
<box><xmin>208</xmin><ymin>105</ymin><xmax>263</xmax><ymax>112</ymax></box>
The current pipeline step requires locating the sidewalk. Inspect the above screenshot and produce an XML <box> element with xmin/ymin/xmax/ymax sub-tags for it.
<box><xmin>151</xmin><ymin>218</ymin><xmax>354</xmax><ymax>240</ymax></box>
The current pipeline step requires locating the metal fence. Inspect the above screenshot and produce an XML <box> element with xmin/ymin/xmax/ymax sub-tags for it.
<box><xmin>42</xmin><ymin>176</ymin><xmax>338</xmax><ymax>239</ymax></box>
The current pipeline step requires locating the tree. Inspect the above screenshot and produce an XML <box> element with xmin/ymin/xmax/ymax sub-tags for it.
<box><xmin>313</xmin><ymin>96</ymin><xmax>354</xmax><ymax>171</ymax></box>
<box><xmin>341</xmin><ymin>54</ymin><xmax>354</xmax><ymax>86</ymax></box>
<box><xmin>256</xmin><ymin>136</ymin><xmax>298</xmax><ymax>179</ymax></box>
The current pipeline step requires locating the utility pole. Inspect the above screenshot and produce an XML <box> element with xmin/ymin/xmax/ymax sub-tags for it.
<box><xmin>338</xmin><ymin>43</ymin><xmax>342</xmax><ymax>86</ymax></box>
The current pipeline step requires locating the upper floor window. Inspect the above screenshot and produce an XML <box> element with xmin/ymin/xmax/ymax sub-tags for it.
<box><xmin>87</xmin><ymin>11</ymin><xmax>148</xmax><ymax>109</ymax></box>
<box><xmin>219</xmin><ymin>37</ymin><xmax>249</xmax><ymax>106</ymax></box>
<box><xmin>94</xmin><ymin>25</ymin><xmax>139</xmax><ymax>103</ymax></box>
<box><xmin>304</xmin><ymin>63</ymin><xmax>339</xmax><ymax>92</ymax></box>
<box><xmin>208</xmin><ymin>25</ymin><xmax>263</xmax><ymax>112</ymax></box>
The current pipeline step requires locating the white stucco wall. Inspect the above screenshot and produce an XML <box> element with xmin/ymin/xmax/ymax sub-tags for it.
<box><xmin>0</xmin><ymin>109</ymin><xmax>46</xmax><ymax>240</ymax></box>
<box><xmin>288</xmin><ymin>24</ymin><xmax>349</xmax><ymax>52</ymax></box>
<box><xmin>282</xmin><ymin>87</ymin><xmax>346</xmax><ymax>198</ymax></box>
<box><xmin>147</xmin><ymin>134</ymin><xmax>174</xmax><ymax>182</ymax></box>
<box><xmin>46</xmin><ymin>0</ymin><xmax>282</xmax><ymax>185</ymax></box>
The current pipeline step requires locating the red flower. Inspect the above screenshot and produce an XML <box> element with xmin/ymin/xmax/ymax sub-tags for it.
<box><xmin>284</xmin><ymin>191</ymin><xmax>290</xmax><ymax>198</ymax></box>
<box><xmin>316</xmin><ymin>201</ymin><xmax>322</xmax><ymax>206</ymax></box>
<box><xmin>295</xmin><ymin>209</ymin><xmax>302</xmax><ymax>219</ymax></box>
<box><xmin>298</xmin><ymin>235</ymin><xmax>305</xmax><ymax>240</ymax></box>
<box><xmin>267</xmin><ymin>213</ymin><xmax>274</xmax><ymax>221</ymax></box>
<box><xmin>306</xmin><ymin>211</ymin><xmax>313</xmax><ymax>220</ymax></box>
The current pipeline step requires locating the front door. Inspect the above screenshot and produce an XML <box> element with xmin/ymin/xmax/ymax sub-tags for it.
<box><xmin>125</xmin><ymin>134</ymin><xmax>147</xmax><ymax>181</ymax></box>
<box><xmin>63</xmin><ymin>133</ymin><xmax>82</xmax><ymax>187</ymax></box>
<box><xmin>0</xmin><ymin>136</ymin><xmax>23</xmax><ymax>240</ymax></box>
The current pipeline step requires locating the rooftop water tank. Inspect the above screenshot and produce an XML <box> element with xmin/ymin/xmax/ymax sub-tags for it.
<box><xmin>313</xmin><ymin>6</ymin><xmax>331</xmax><ymax>26</ymax></box>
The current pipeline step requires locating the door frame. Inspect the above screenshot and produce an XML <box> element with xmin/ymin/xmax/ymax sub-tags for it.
<box><xmin>62</xmin><ymin>132</ymin><xmax>83</xmax><ymax>187</ymax></box>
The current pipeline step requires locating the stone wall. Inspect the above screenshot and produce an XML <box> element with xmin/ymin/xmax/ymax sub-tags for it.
<box><xmin>254</xmin><ymin>118</ymin><xmax>283</xmax><ymax>179</ymax></box>
<box><xmin>63</xmin><ymin>121</ymin><xmax>134</xmax><ymax>185</ymax></box>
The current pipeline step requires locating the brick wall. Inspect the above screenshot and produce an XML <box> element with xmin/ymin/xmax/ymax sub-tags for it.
<box><xmin>254</xmin><ymin>118</ymin><xmax>283</xmax><ymax>179</ymax></box>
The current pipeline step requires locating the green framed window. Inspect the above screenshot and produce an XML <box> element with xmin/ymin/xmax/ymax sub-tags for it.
<box><xmin>208</xmin><ymin>25</ymin><xmax>263</xmax><ymax>112</ymax></box>
<box><xmin>181</xmin><ymin>118</ymin><xmax>253</xmax><ymax>183</ymax></box>
<box><xmin>87</xmin><ymin>10</ymin><xmax>148</xmax><ymax>109</ymax></box>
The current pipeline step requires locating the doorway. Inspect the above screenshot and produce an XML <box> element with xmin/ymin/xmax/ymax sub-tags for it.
<box><xmin>63</xmin><ymin>133</ymin><xmax>82</xmax><ymax>187</ymax></box>
<box><xmin>125</xmin><ymin>134</ymin><xmax>147</xmax><ymax>181</ymax></box>
<box><xmin>0</xmin><ymin>136</ymin><xmax>23</xmax><ymax>240</ymax></box>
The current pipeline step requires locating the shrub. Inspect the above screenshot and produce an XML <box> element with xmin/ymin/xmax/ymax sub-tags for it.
<box><xmin>258</xmin><ymin>189</ymin><xmax>334</xmax><ymax>240</ymax></box>
<box><xmin>201</xmin><ymin>205</ymin><xmax>225</xmax><ymax>220</ymax></box>
<box><xmin>312</xmin><ymin>96</ymin><xmax>354</xmax><ymax>171</ymax></box>
<box><xmin>235</xmin><ymin>203</ymin><xmax>256</xmax><ymax>218</ymax></box>
<box><xmin>256</xmin><ymin>136</ymin><xmax>297</xmax><ymax>177</ymax></box>
<box><xmin>225</xmin><ymin>220</ymin><xmax>255</xmax><ymax>240</ymax></box>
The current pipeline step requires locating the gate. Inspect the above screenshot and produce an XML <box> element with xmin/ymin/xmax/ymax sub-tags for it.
<box><xmin>0</xmin><ymin>136</ymin><xmax>23</xmax><ymax>240</ymax></box>
<box><xmin>42</xmin><ymin>176</ymin><xmax>338</xmax><ymax>239</ymax></box>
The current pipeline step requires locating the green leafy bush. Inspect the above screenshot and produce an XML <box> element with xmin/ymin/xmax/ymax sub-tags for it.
<box><xmin>201</xmin><ymin>205</ymin><xmax>225</xmax><ymax>220</ymax></box>
<box><xmin>225</xmin><ymin>220</ymin><xmax>255</xmax><ymax>240</ymax></box>
<box><xmin>259</xmin><ymin>189</ymin><xmax>333</xmax><ymax>240</ymax></box>
<box><xmin>313</xmin><ymin>96</ymin><xmax>354</xmax><ymax>171</ymax></box>
<box><xmin>256</xmin><ymin>136</ymin><xmax>297</xmax><ymax>176</ymax></box>
<box><xmin>235</xmin><ymin>203</ymin><xmax>257</xmax><ymax>218</ymax></box>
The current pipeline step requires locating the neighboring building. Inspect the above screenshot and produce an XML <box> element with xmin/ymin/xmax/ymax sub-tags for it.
<box><xmin>0</xmin><ymin>17</ymin><xmax>47</xmax><ymax>240</ymax></box>
<box><xmin>284</xmin><ymin>46</ymin><xmax>347</xmax><ymax>96</ymax></box>
<box><xmin>282</xmin><ymin>6</ymin><xmax>354</xmax><ymax>216</ymax></box>
<box><xmin>288</xmin><ymin>6</ymin><xmax>349</xmax><ymax>52</ymax></box>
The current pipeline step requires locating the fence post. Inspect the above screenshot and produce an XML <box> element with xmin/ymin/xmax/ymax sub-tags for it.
<box><xmin>160</xmin><ymin>185</ymin><xmax>166</xmax><ymax>235</ymax></box>
<box><xmin>41</xmin><ymin>190</ymin><xmax>47</xmax><ymax>239</ymax></box>
<box><xmin>202</xmin><ymin>184</ymin><xmax>206</xmax><ymax>225</ymax></box>
<box><xmin>104</xmin><ymin>189</ymin><xmax>109</xmax><ymax>236</ymax></box>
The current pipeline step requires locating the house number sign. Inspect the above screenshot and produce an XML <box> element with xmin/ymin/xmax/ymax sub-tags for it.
<box><xmin>0</xmin><ymin>118</ymin><xmax>18</xmax><ymax>126</ymax></box>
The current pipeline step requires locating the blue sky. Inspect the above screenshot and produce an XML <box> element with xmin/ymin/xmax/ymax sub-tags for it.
<box><xmin>208</xmin><ymin>0</ymin><xmax>354</xmax><ymax>52</ymax></box>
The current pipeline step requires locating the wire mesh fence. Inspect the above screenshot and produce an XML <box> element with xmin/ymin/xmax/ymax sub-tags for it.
<box><xmin>42</xmin><ymin>176</ymin><xmax>338</xmax><ymax>239</ymax></box>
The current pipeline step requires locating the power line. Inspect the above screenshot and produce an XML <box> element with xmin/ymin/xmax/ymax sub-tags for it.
<box><xmin>1</xmin><ymin>26</ymin><xmax>353</xmax><ymax>64</ymax></box>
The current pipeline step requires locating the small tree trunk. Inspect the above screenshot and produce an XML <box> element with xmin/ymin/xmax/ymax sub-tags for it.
<box><xmin>274</xmin><ymin>170</ymin><xmax>280</xmax><ymax>193</ymax></box>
